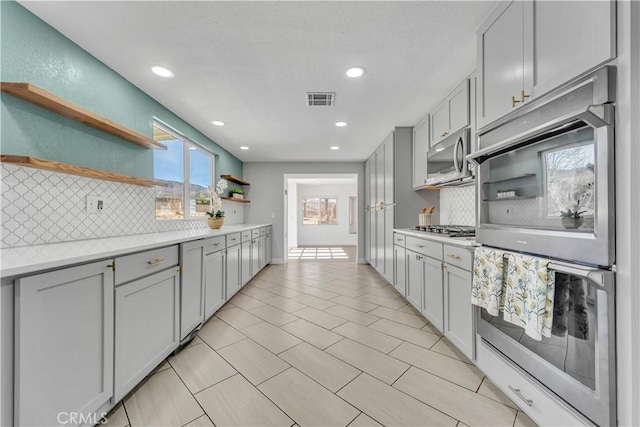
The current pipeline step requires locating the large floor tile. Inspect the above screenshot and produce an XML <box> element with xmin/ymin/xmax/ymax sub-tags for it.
<box><xmin>369</xmin><ymin>306</ymin><xmax>426</xmax><ymax>328</ymax></box>
<box><xmin>217</xmin><ymin>338</ymin><xmax>289</xmax><ymax>385</ymax></box>
<box><xmin>325</xmin><ymin>338</ymin><xmax>409</xmax><ymax>385</ymax></box>
<box><xmin>104</xmin><ymin>403</ymin><xmax>128</xmax><ymax>427</ymax></box>
<box><xmin>293</xmin><ymin>306</ymin><xmax>348</xmax><ymax>329</ymax></box>
<box><xmin>389</xmin><ymin>342</ymin><xmax>484</xmax><ymax>391</ymax></box>
<box><xmin>279</xmin><ymin>342</ymin><xmax>361</xmax><ymax>392</ymax></box>
<box><xmin>369</xmin><ymin>318</ymin><xmax>440</xmax><ymax>349</ymax></box>
<box><xmin>325</xmin><ymin>285</ymin><xmax>365</xmax><ymax>298</ymax></box>
<box><xmin>477</xmin><ymin>378</ymin><xmax>518</xmax><ymax>410</ymax></box>
<box><xmin>215</xmin><ymin>307</ymin><xmax>263</xmax><ymax>330</ymax></box>
<box><xmin>325</xmin><ymin>304</ymin><xmax>381</xmax><ymax>326</ymax></box>
<box><xmin>195</xmin><ymin>374</ymin><xmax>293</xmax><ymax>426</ymax></box>
<box><xmin>124</xmin><ymin>369</ymin><xmax>203</xmax><ymax>427</ymax></box>
<box><xmin>348</xmin><ymin>413</ymin><xmax>382</xmax><ymax>426</ymax></box>
<box><xmin>332</xmin><ymin>322</ymin><xmax>402</xmax><ymax>354</ymax></box>
<box><xmin>249</xmin><ymin>304</ymin><xmax>299</xmax><ymax>326</ymax></box>
<box><xmin>169</xmin><ymin>343</ymin><xmax>237</xmax><ymax>393</ymax></box>
<box><xmin>262</xmin><ymin>295</ymin><xmax>308</xmax><ymax>313</ymax></box>
<box><xmin>299</xmin><ymin>286</ymin><xmax>341</xmax><ymax>300</ymax></box>
<box><xmin>242</xmin><ymin>321</ymin><xmax>302</xmax><ymax>354</ymax></box>
<box><xmin>197</xmin><ymin>318</ymin><xmax>246</xmax><ymax>350</ymax></box>
<box><xmin>291</xmin><ymin>294</ymin><xmax>337</xmax><ymax>310</ymax></box>
<box><xmin>258</xmin><ymin>368</ymin><xmax>360</xmax><ymax>426</ymax></box>
<box><xmin>229</xmin><ymin>293</ymin><xmax>266</xmax><ymax>310</ymax></box>
<box><xmin>394</xmin><ymin>367</ymin><xmax>517</xmax><ymax>427</ymax></box>
<box><xmin>182</xmin><ymin>415</ymin><xmax>214</xmax><ymax>427</ymax></box>
<box><xmin>337</xmin><ymin>374</ymin><xmax>457</xmax><ymax>426</ymax></box>
<box><xmin>240</xmin><ymin>285</ymin><xmax>276</xmax><ymax>300</ymax></box>
<box><xmin>280</xmin><ymin>319</ymin><xmax>345</xmax><ymax>349</ymax></box>
<box><xmin>358</xmin><ymin>293</ymin><xmax>406</xmax><ymax>309</ymax></box>
<box><xmin>331</xmin><ymin>295</ymin><xmax>379</xmax><ymax>312</ymax></box>
<box><xmin>514</xmin><ymin>411</ymin><xmax>538</xmax><ymax>427</ymax></box>
<box><xmin>431</xmin><ymin>337</ymin><xmax>473</xmax><ymax>364</ymax></box>
<box><xmin>265</xmin><ymin>285</ymin><xmax>303</xmax><ymax>299</ymax></box>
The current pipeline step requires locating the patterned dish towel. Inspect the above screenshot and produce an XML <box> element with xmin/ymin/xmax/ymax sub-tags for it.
<box><xmin>471</xmin><ymin>247</ymin><xmax>506</xmax><ymax>316</ymax></box>
<box><xmin>503</xmin><ymin>253</ymin><xmax>556</xmax><ymax>341</ymax></box>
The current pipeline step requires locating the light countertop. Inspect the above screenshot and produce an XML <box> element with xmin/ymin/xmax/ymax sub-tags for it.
<box><xmin>393</xmin><ymin>228</ymin><xmax>478</xmax><ymax>248</ymax></box>
<box><xmin>0</xmin><ymin>224</ymin><xmax>272</xmax><ymax>279</ymax></box>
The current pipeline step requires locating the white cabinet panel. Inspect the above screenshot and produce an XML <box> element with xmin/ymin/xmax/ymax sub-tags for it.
<box><xmin>204</xmin><ymin>249</ymin><xmax>226</xmax><ymax>319</ymax></box>
<box><xmin>266</xmin><ymin>230</ymin><xmax>272</xmax><ymax>264</ymax></box>
<box><xmin>406</xmin><ymin>250</ymin><xmax>423</xmax><ymax>311</ymax></box>
<box><xmin>114</xmin><ymin>267</ymin><xmax>180</xmax><ymax>401</ymax></box>
<box><xmin>383</xmin><ymin>207</ymin><xmax>394</xmax><ymax>283</ymax></box>
<box><xmin>241</xmin><ymin>242</ymin><xmax>252</xmax><ymax>286</ymax></box>
<box><xmin>251</xmin><ymin>237</ymin><xmax>260</xmax><ymax>279</ymax></box>
<box><xmin>180</xmin><ymin>240</ymin><xmax>205</xmax><ymax>340</ymax></box>
<box><xmin>448</xmin><ymin>80</ymin><xmax>470</xmax><ymax>134</ymax></box>
<box><xmin>15</xmin><ymin>261</ymin><xmax>114</xmax><ymax>427</ymax></box>
<box><xmin>430</xmin><ymin>101</ymin><xmax>449</xmax><ymax>146</ymax></box>
<box><xmin>443</xmin><ymin>264</ymin><xmax>474</xmax><ymax>360</ymax></box>
<box><xmin>393</xmin><ymin>245</ymin><xmax>406</xmax><ymax>297</ymax></box>
<box><xmin>412</xmin><ymin>118</ymin><xmax>429</xmax><ymax>189</ymax></box>
<box><xmin>383</xmin><ymin>132</ymin><xmax>395</xmax><ymax>205</ymax></box>
<box><xmin>227</xmin><ymin>243</ymin><xmax>242</xmax><ymax>298</ymax></box>
<box><xmin>421</xmin><ymin>256</ymin><xmax>444</xmax><ymax>332</ymax></box>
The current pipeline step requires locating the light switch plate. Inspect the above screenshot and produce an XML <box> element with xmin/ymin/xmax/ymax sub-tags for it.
<box><xmin>86</xmin><ymin>194</ymin><xmax>106</xmax><ymax>213</ymax></box>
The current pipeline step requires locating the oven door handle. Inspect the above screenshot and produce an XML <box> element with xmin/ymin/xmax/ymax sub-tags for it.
<box><xmin>547</xmin><ymin>261</ymin><xmax>614</xmax><ymax>292</ymax></box>
<box><xmin>453</xmin><ymin>136</ymin><xmax>462</xmax><ymax>174</ymax></box>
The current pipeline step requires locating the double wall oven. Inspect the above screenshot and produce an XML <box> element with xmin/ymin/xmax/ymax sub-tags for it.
<box><xmin>468</xmin><ymin>66</ymin><xmax>616</xmax><ymax>426</ymax></box>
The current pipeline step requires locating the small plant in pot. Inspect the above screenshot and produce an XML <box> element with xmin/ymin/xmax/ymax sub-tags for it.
<box><xmin>560</xmin><ymin>209</ymin><xmax>586</xmax><ymax>229</ymax></box>
<box><xmin>230</xmin><ymin>188</ymin><xmax>245</xmax><ymax>199</ymax></box>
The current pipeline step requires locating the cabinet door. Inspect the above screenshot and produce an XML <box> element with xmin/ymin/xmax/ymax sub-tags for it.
<box><xmin>448</xmin><ymin>80</ymin><xmax>470</xmax><ymax>135</ymax></box>
<box><xmin>375</xmin><ymin>145</ymin><xmax>385</xmax><ymax>206</ymax></box>
<box><xmin>259</xmin><ymin>235</ymin><xmax>267</xmax><ymax>269</ymax></box>
<box><xmin>252</xmin><ymin>238</ymin><xmax>260</xmax><ymax>277</ymax></box>
<box><xmin>266</xmin><ymin>233</ymin><xmax>272</xmax><ymax>264</ymax></box>
<box><xmin>114</xmin><ymin>268</ymin><xmax>180</xmax><ymax>401</ymax></box>
<box><xmin>383</xmin><ymin>132</ymin><xmax>394</xmax><ymax>204</ymax></box>
<box><xmin>430</xmin><ymin>100</ymin><xmax>450</xmax><ymax>146</ymax></box>
<box><xmin>393</xmin><ymin>245</ymin><xmax>406</xmax><ymax>297</ymax></box>
<box><xmin>406</xmin><ymin>251</ymin><xmax>423</xmax><ymax>311</ymax></box>
<box><xmin>369</xmin><ymin>210</ymin><xmax>377</xmax><ymax>269</ymax></box>
<box><xmin>383</xmin><ymin>206</ymin><xmax>394</xmax><ymax>283</ymax></box>
<box><xmin>478</xmin><ymin>0</ymin><xmax>525</xmax><ymax>129</ymax></box>
<box><xmin>444</xmin><ymin>264</ymin><xmax>474</xmax><ymax>360</ymax></box>
<box><xmin>412</xmin><ymin>118</ymin><xmax>429</xmax><ymax>189</ymax></box>
<box><xmin>15</xmin><ymin>261</ymin><xmax>114</xmax><ymax>426</ymax></box>
<box><xmin>227</xmin><ymin>244</ymin><xmax>242</xmax><ymax>298</ymax></box>
<box><xmin>241</xmin><ymin>242</ymin><xmax>252</xmax><ymax>286</ymax></box>
<box><xmin>421</xmin><ymin>256</ymin><xmax>444</xmax><ymax>332</ymax></box>
<box><xmin>376</xmin><ymin>209</ymin><xmax>385</xmax><ymax>276</ymax></box>
<box><xmin>526</xmin><ymin>0</ymin><xmax>615</xmax><ymax>99</ymax></box>
<box><xmin>365</xmin><ymin>158</ymin><xmax>371</xmax><ymax>263</ymax></box>
<box><xmin>180</xmin><ymin>240</ymin><xmax>205</xmax><ymax>340</ymax></box>
<box><xmin>204</xmin><ymin>249</ymin><xmax>226</xmax><ymax>319</ymax></box>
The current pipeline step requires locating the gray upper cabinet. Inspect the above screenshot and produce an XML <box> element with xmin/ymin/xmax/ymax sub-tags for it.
<box><xmin>15</xmin><ymin>260</ymin><xmax>114</xmax><ymax>426</ymax></box>
<box><xmin>429</xmin><ymin>80</ymin><xmax>470</xmax><ymax>147</ymax></box>
<box><xmin>180</xmin><ymin>240</ymin><xmax>206</xmax><ymax>341</ymax></box>
<box><xmin>412</xmin><ymin>117</ymin><xmax>429</xmax><ymax>189</ymax></box>
<box><xmin>477</xmin><ymin>0</ymin><xmax>615</xmax><ymax>130</ymax></box>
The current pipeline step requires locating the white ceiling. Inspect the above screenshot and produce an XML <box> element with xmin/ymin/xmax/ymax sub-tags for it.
<box><xmin>19</xmin><ymin>1</ymin><xmax>498</xmax><ymax>162</ymax></box>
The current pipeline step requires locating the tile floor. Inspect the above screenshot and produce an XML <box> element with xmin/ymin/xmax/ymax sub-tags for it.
<box><xmin>106</xmin><ymin>260</ymin><xmax>538</xmax><ymax>427</ymax></box>
<box><xmin>287</xmin><ymin>246</ymin><xmax>357</xmax><ymax>261</ymax></box>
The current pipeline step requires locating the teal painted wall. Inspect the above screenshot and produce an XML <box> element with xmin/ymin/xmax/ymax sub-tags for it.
<box><xmin>0</xmin><ymin>1</ymin><xmax>242</xmax><ymax>180</ymax></box>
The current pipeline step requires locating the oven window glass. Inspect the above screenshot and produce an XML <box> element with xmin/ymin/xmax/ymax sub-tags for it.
<box><xmin>480</xmin><ymin>272</ymin><xmax>597</xmax><ymax>390</ymax></box>
<box><xmin>481</xmin><ymin>125</ymin><xmax>595</xmax><ymax>232</ymax></box>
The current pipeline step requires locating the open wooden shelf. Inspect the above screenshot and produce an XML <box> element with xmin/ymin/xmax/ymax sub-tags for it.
<box><xmin>1</xmin><ymin>82</ymin><xmax>166</xmax><ymax>150</ymax></box>
<box><xmin>222</xmin><ymin>196</ymin><xmax>250</xmax><ymax>204</ymax></box>
<box><xmin>221</xmin><ymin>174</ymin><xmax>250</xmax><ymax>185</ymax></box>
<box><xmin>0</xmin><ymin>155</ymin><xmax>167</xmax><ymax>187</ymax></box>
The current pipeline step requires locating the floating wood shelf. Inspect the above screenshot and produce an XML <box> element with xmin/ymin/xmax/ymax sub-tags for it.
<box><xmin>1</xmin><ymin>82</ymin><xmax>166</xmax><ymax>150</ymax></box>
<box><xmin>222</xmin><ymin>196</ymin><xmax>250</xmax><ymax>204</ymax></box>
<box><xmin>221</xmin><ymin>174</ymin><xmax>250</xmax><ymax>185</ymax></box>
<box><xmin>482</xmin><ymin>196</ymin><xmax>537</xmax><ymax>202</ymax></box>
<box><xmin>483</xmin><ymin>173</ymin><xmax>536</xmax><ymax>185</ymax></box>
<box><xmin>0</xmin><ymin>155</ymin><xmax>167</xmax><ymax>187</ymax></box>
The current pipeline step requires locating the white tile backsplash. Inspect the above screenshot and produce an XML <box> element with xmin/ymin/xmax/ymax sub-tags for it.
<box><xmin>439</xmin><ymin>186</ymin><xmax>476</xmax><ymax>226</ymax></box>
<box><xmin>1</xmin><ymin>164</ymin><xmax>243</xmax><ymax>248</ymax></box>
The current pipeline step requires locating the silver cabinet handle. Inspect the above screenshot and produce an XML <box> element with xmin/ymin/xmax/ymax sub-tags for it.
<box><xmin>416</xmin><ymin>245</ymin><xmax>425</xmax><ymax>248</ymax></box>
<box><xmin>446</xmin><ymin>254</ymin><xmax>461</xmax><ymax>260</ymax></box>
<box><xmin>214</xmin><ymin>242</ymin><xmax>221</xmax><ymax>246</ymax></box>
<box><xmin>508</xmin><ymin>386</ymin><xmax>533</xmax><ymax>406</ymax></box>
<box><xmin>148</xmin><ymin>258</ymin><xmax>165</xmax><ymax>265</ymax></box>
<box><xmin>415</xmin><ymin>254</ymin><xmax>422</xmax><ymax>261</ymax></box>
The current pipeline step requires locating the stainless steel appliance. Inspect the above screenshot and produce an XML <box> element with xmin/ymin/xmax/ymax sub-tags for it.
<box><xmin>412</xmin><ymin>225</ymin><xmax>476</xmax><ymax>238</ymax></box>
<box><xmin>470</xmin><ymin>67</ymin><xmax>617</xmax><ymax>426</ymax></box>
<box><xmin>425</xmin><ymin>128</ymin><xmax>473</xmax><ymax>187</ymax></box>
<box><xmin>467</xmin><ymin>66</ymin><xmax>615</xmax><ymax>267</ymax></box>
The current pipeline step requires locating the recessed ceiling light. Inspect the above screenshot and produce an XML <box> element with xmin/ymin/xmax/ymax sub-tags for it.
<box><xmin>150</xmin><ymin>65</ymin><xmax>174</xmax><ymax>78</ymax></box>
<box><xmin>240</xmin><ymin>146</ymin><xmax>249</xmax><ymax>150</ymax></box>
<box><xmin>335</xmin><ymin>121</ymin><xmax>348</xmax><ymax>127</ymax></box>
<box><xmin>346</xmin><ymin>66</ymin><xmax>366</xmax><ymax>78</ymax></box>
<box><xmin>211</xmin><ymin>120</ymin><xmax>225</xmax><ymax>126</ymax></box>
<box><xmin>330</xmin><ymin>146</ymin><xmax>340</xmax><ymax>150</ymax></box>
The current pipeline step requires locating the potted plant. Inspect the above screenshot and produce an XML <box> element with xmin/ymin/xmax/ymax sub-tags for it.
<box><xmin>206</xmin><ymin>178</ymin><xmax>228</xmax><ymax>229</ymax></box>
<box><xmin>230</xmin><ymin>188</ymin><xmax>244</xmax><ymax>199</ymax></box>
<box><xmin>560</xmin><ymin>209</ymin><xmax>586</xmax><ymax>229</ymax></box>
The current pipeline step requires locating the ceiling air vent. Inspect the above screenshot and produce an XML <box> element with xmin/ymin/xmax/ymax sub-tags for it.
<box><xmin>307</xmin><ymin>92</ymin><xmax>335</xmax><ymax>107</ymax></box>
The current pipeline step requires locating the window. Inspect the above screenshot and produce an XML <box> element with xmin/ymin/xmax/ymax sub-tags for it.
<box><xmin>153</xmin><ymin>123</ymin><xmax>214</xmax><ymax>219</ymax></box>
<box><xmin>302</xmin><ymin>197</ymin><xmax>338</xmax><ymax>225</ymax></box>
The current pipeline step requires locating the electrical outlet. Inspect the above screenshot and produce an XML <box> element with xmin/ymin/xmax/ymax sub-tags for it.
<box><xmin>232</xmin><ymin>209</ymin><xmax>237</xmax><ymax>215</ymax></box>
<box><xmin>86</xmin><ymin>195</ymin><xmax>106</xmax><ymax>213</ymax></box>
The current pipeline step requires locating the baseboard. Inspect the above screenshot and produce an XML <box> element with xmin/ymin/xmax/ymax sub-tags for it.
<box><xmin>269</xmin><ymin>259</ymin><xmax>285</xmax><ymax>265</ymax></box>
<box><xmin>357</xmin><ymin>258</ymin><xmax>368</xmax><ymax>264</ymax></box>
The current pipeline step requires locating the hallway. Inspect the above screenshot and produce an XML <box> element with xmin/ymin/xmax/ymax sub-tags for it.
<box><xmin>106</xmin><ymin>261</ymin><xmax>535</xmax><ymax>427</ymax></box>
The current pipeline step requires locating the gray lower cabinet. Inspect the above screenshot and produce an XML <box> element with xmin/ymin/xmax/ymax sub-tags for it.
<box><xmin>421</xmin><ymin>255</ymin><xmax>444</xmax><ymax>332</ymax></box>
<box><xmin>259</xmin><ymin>234</ymin><xmax>267</xmax><ymax>270</ymax></box>
<box><xmin>241</xmin><ymin>241</ymin><xmax>252</xmax><ymax>286</ymax></box>
<box><xmin>14</xmin><ymin>260</ymin><xmax>114</xmax><ymax>426</ymax></box>
<box><xmin>180</xmin><ymin>240</ymin><xmax>206</xmax><ymax>340</ymax></box>
<box><xmin>393</xmin><ymin>244</ymin><xmax>406</xmax><ymax>297</ymax></box>
<box><xmin>266</xmin><ymin>230</ymin><xmax>272</xmax><ymax>264</ymax></box>
<box><xmin>405</xmin><ymin>250</ymin><xmax>422</xmax><ymax>310</ymax></box>
<box><xmin>204</xmin><ymin>248</ymin><xmax>226</xmax><ymax>319</ymax></box>
<box><xmin>114</xmin><ymin>267</ymin><xmax>180</xmax><ymax>401</ymax></box>
<box><xmin>226</xmin><ymin>243</ymin><xmax>242</xmax><ymax>298</ymax></box>
<box><xmin>443</xmin><ymin>263</ymin><xmax>474</xmax><ymax>359</ymax></box>
<box><xmin>251</xmin><ymin>238</ymin><xmax>260</xmax><ymax>279</ymax></box>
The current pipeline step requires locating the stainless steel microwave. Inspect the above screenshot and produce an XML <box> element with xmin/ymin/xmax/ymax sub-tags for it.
<box><xmin>425</xmin><ymin>128</ymin><xmax>473</xmax><ymax>187</ymax></box>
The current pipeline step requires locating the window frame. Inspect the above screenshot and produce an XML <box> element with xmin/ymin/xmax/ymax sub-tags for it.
<box><xmin>153</xmin><ymin>121</ymin><xmax>215</xmax><ymax>220</ymax></box>
<box><xmin>301</xmin><ymin>196</ymin><xmax>339</xmax><ymax>226</ymax></box>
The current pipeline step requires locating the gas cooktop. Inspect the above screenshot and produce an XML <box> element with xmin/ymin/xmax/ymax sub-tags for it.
<box><xmin>413</xmin><ymin>225</ymin><xmax>476</xmax><ymax>238</ymax></box>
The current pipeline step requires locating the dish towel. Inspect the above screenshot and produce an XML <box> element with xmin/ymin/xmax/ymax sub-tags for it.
<box><xmin>552</xmin><ymin>274</ymin><xmax>590</xmax><ymax>340</ymax></box>
<box><xmin>471</xmin><ymin>247</ymin><xmax>506</xmax><ymax>316</ymax></box>
<box><xmin>503</xmin><ymin>253</ymin><xmax>556</xmax><ymax>341</ymax></box>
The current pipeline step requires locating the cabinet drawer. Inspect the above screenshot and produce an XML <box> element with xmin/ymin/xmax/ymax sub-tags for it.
<box><xmin>443</xmin><ymin>245</ymin><xmax>473</xmax><ymax>271</ymax></box>
<box><xmin>259</xmin><ymin>227</ymin><xmax>267</xmax><ymax>236</ymax></box>
<box><xmin>115</xmin><ymin>245</ymin><xmax>179</xmax><ymax>285</ymax></box>
<box><xmin>251</xmin><ymin>229</ymin><xmax>260</xmax><ymax>238</ymax></box>
<box><xmin>226</xmin><ymin>233</ymin><xmax>241</xmax><ymax>246</ymax></box>
<box><xmin>476</xmin><ymin>339</ymin><xmax>587</xmax><ymax>426</ymax></box>
<box><xmin>405</xmin><ymin>236</ymin><xmax>442</xmax><ymax>260</ymax></box>
<box><xmin>241</xmin><ymin>230</ymin><xmax>252</xmax><ymax>242</ymax></box>
<box><xmin>393</xmin><ymin>233</ymin><xmax>406</xmax><ymax>247</ymax></box>
<box><xmin>204</xmin><ymin>236</ymin><xmax>226</xmax><ymax>254</ymax></box>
